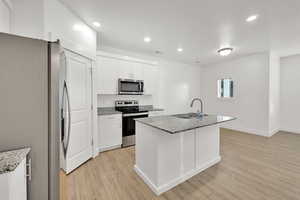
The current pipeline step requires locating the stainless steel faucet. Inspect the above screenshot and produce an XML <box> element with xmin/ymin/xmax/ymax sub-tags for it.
<box><xmin>190</xmin><ymin>98</ymin><xmax>203</xmax><ymax>113</ymax></box>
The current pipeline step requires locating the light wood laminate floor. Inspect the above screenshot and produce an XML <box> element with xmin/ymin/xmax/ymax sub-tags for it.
<box><xmin>60</xmin><ymin>129</ymin><xmax>300</xmax><ymax>200</ymax></box>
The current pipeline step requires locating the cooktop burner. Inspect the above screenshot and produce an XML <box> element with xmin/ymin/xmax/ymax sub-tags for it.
<box><xmin>115</xmin><ymin>106</ymin><xmax>140</xmax><ymax>113</ymax></box>
<box><xmin>115</xmin><ymin>100</ymin><xmax>142</xmax><ymax>114</ymax></box>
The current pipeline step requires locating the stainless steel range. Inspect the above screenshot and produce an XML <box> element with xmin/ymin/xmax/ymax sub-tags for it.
<box><xmin>115</xmin><ymin>100</ymin><xmax>149</xmax><ymax>147</ymax></box>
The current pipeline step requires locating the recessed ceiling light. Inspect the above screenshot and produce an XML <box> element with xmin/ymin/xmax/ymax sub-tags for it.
<box><xmin>144</xmin><ymin>37</ymin><xmax>151</xmax><ymax>43</ymax></box>
<box><xmin>93</xmin><ymin>21</ymin><xmax>101</xmax><ymax>27</ymax></box>
<box><xmin>73</xmin><ymin>24</ymin><xmax>85</xmax><ymax>32</ymax></box>
<box><xmin>217</xmin><ymin>47</ymin><xmax>233</xmax><ymax>56</ymax></box>
<box><xmin>246</xmin><ymin>15</ymin><xmax>258</xmax><ymax>22</ymax></box>
<box><xmin>177</xmin><ymin>48</ymin><xmax>183</xmax><ymax>52</ymax></box>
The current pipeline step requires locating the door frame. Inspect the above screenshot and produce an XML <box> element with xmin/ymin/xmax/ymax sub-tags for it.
<box><xmin>91</xmin><ymin>60</ymin><xmax>99</xmax><ymax>158</ymax></box>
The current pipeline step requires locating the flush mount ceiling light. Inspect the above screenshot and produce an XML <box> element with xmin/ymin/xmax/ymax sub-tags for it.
<box><xmin>217</xmin><ymin>47</ymin><xmax>233</xmax><ymax>56</ymax></box>
<box><xmin>246</xmin><ymin>15</ymin><xmax>258</xmax><ymax>22</ymax></box>
<box><xmin>92</xmin><ymin>21</ymin><xmax>101</xmax><ymax>27</ymax></box>
<box><xmin>177</xmin><ymin>48</ymin><xmax>183</xmax><ymax>52</ymax></box>
<box><xmin>144</xmin><ymin>37</ymin><xmax>151</xmax><ymax>43</ymax></box>
<box><xmin>155</xmin><ymin>50</ymin><xmax>163</xmax><ymax>54</ymax></box>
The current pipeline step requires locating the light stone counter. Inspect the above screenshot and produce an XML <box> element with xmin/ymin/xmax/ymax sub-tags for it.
<box><xmin>0</xmin><ymin>148</ymin><xmax>30</xmax><ymax>174</ymax></box>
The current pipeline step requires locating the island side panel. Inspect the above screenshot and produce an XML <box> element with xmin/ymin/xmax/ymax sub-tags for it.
<box><xmin>196</xmin><ymin>125</ymin><xmax>221</xmax><ymax>168</ymax></box>
<box><xmin>181</xmin><ymin>130</ymin><xmax>196</xmax><ymax>174</ymax></box>
<box><xmin>135</xmin><ymin>122</ymin><xmax>159</xmax><ymax>187</ymax></box>
<box><xmin>157</xmin><ymin>130</ymin><xmax>183</xmax><ymax>187</ymax></box>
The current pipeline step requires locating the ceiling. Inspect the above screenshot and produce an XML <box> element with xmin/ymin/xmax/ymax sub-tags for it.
<box><xmin>60</xmin><ymin>0</ymin><xmax>300</xmax><ymax>65</ymax></box>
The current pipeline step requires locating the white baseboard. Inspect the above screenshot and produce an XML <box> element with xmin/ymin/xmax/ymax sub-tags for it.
<box><xmin>279</xmin><ymin>129</ymin><xmax>300</xmax><ymax>134</ymax></box>
<box><xmin>134</xmin><ymin>165</ymin><xmax>160</xmax><ymax>195</ymax></box>
<box><xmin>221</xmin><ymin>125</ymin><xmax>269</xmax><ymax>137</ymax></box>
<box><xmin>269</xmin><ymin>129</ymin><xmax>280</xmax><ymax>137</ymax></box>
<box><xmin>222</xmin><ymin>126</ymin><xmax>300</xmax><ymax>137</ymax></box>
<box><xmin>98</xmin><ymin>144</ymin><xmax>121</xmax><ymax>153</ymax></box>
<box><xmin>134</xmin><ymin>156</ymin><xmax>221</xmax><ymax>195</ymax></box>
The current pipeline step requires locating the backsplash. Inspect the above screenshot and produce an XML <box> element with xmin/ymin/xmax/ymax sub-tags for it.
<box><xmin>97</xmin><ymin>94</ymin><xmax>154</xmax><ymax>107</ymax></box>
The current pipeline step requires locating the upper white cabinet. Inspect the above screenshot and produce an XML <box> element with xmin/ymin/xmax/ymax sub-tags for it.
<box><xmin>9</xmin><ymin>0</ymin><xmax>97</xmax><ymax>60</ymax></box>
<box><xmin>97</xmin><ymin>56</ymin><xmax>120</xmax><ymax>94</ymax></box>
<box><xmin>96</xmin><ymin>54</ymin><xmax>158</xmax><ymax>95</ymax></box>
<box><xmin>131</xmin><ymin>62</ymin><xmax>144</xmax><ymax>80</ymax></box>
<box><xmin>143</xmin><ymin>64</ymin><xmax>159</xmax><ymax>95</ymax></box>
<box><xmin>44</xmin><ymin>0</ymin><xmax>97</xmax><ymax>59</ymax></box>
<box><xmin>0</xmin><ymin>0</ymin><xmax>11</xmax><ymax>33</ymax></box>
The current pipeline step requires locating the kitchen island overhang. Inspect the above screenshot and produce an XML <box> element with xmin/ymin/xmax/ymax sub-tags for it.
<box><xmin>134</xmin><ymin>114</ymin><xmax>235</xmax><ymax>195</ymax></box>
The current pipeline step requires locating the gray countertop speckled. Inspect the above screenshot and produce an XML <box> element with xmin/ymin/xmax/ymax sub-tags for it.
<box><xmin>138</xmin><ymin>105</ymin><xmax>164</xmax><ymax>112</ymax></box>
<box><xmin>98</xmin><ymin>105</ymin><xmax>164</xmax><ymax>116</ymax></box>
<box><xmin>0</xmin><ymin>148</ymin><xmax>31</xmax><ymax>175</ymax></box>
<box><xmin>97</xmin><ymin>107</ymin><xmax>122</xmax><ymax>115</ymax></box>
<box><xmin>135</xmin><ymin>114</ymin><xmax>236</xmax><ymax>134</ymax></box>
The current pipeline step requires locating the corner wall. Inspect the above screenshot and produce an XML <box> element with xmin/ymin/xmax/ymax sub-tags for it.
<box><xmin>280</xmin><ymin>55</ymin><xmax>300</xmax><ymax>134</ymax></box>
<box><xmin>268</xmin><ymin>52</ymin><xmax>281</xmax><ymax>136</ymax></box>
<box><xmin>200</xmin><ymin>53</ymin><xmax>271</xmax><ymax>136</ymax></box>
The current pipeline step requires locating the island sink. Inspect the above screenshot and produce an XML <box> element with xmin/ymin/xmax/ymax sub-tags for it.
<box><xmin>173</xmin><ymin>112</ymin><xmax>209</xmax><ymax>119</ymax></box>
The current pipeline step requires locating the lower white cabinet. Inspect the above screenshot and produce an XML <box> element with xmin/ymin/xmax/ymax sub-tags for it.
<box><xmin>0</xmin><ymin>158</ymin><xmax>27</xmax><ymax>200</ymax></box>
<box><xmin>98</xmin><ymin>114</ymin><xmax>122</xmax><ymax>152</ymax></box>
<box><xmin>149</xmin><ymin>111</ymin><xmax>164</xmax><ymax>117</ymax></box>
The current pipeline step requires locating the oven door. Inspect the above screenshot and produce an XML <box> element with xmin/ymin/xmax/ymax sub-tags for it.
<box><xmin>122</xmin><ymin>112</ymin><xmax>148</xmax><ymax>147</ymax></box>
<box><xmin>118</xmin><ymin>79</ymin><xmax>143</xmax><ymax>95</ymax></box>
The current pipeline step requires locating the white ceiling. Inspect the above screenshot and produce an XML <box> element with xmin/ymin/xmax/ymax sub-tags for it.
<box><xmin>61</xmin><ymin>0</ymin><xmax>300</xmax><ymax>65</ymax></box>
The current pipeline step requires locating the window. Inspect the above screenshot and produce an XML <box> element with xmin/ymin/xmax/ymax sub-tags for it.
<box><xmin>218</xmin><ymin>79</ymin><xmax>234</xmax><ymax>98</ymax></box>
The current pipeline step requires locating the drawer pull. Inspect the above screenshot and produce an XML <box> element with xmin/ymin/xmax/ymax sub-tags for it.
<box><xmin>26</xmin><ymin>158</ymin><xmax>32</xmax><ymax>181</ymax></box>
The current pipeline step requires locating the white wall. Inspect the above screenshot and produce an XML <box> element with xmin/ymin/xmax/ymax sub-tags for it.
<box><xmin>158</xmin><ymin>60</ymin><xmax>202</xmax><ymax>115</ymax></box>
<box><xmin>44</xmin><ymin>0</ymin><xmax>97</xmax><ymax>59</ymax></box>
<box><xmin>268</xmin><ymin>52</ymin><xmax>281</xmax><ymax>136</ymax></box>
<box><xmin>280</xmin><ymin>55</ymin><xmax>300</xmax><ymax>134</ymax></box>
<box><xmin>201</xmin><ymin>53</ymin><xmax>271</xmax><ymax>136</ymax></box>
<box><xmin>0</xmin><ymin>0</ymin><xmax>11</xmax><ymax>33</ymax></box>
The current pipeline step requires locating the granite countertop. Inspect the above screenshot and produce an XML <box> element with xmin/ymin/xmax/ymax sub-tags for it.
<box><xmin>135</xmin><ymin>114</ymin><xmax>236</xmax><ymax>134</ymax></box>
<box><xmin>97</xmin><ymin>107</ymin><xmax>122</xmax><ymax>115</ymax></box>
<box><xmin>98</xmin><ymin>105</ymin><xmax>164</xmax><ymax>116</ymax></box>
<box><xmin>137</xmin><ymin>105</ymin><xmax>164</xmax><ymax>112</ymax></box>
<box><xmin>0</xmin><ymin>148</ymin><xmax>31</xmax><ymax>175</ymax></box>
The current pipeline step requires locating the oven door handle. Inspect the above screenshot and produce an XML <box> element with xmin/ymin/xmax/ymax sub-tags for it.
<box><xmin>123</xmin><ymin>112</ymin><xmax>149</xmax><ymax>117</ymax></box>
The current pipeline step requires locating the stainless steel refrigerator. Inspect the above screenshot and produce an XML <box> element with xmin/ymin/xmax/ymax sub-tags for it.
<box><xmin>0</xmin><ymin>33</ymin><xmax>61</xmax><ymax>200</ymax></box>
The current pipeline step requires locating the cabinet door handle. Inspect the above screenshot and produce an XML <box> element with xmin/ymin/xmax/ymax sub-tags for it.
<box><xmin>26</xmin><ymin>158</ymin><xmax>32</xmax><ymax>181</ymax></box>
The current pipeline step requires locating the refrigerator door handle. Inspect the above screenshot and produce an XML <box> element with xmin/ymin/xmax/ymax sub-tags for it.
<box><xmin>60</xmin><ymin>51</ymin><xmax>71</xmax><ymax>158</ymax></box>
<box><xmin>61</xmin><ymin>81</ymin><xmax>67</xmax><ymax>157</ymax></box>
<box><xmin>64</xmin><ymin>80</ymin><xmax>71</xmax><ymax>158</ymax></box>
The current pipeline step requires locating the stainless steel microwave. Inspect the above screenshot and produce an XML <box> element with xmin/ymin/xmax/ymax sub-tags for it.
<box><xmin>118</xmin><ymin>79</ymin><xmax>144</xmax><ymax>95</ymax></box>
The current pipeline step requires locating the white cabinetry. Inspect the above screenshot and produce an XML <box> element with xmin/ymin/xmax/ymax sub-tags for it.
<box><xmin>98</xmin><ymin>114</ymin><xmax>122</xmax><ymax>152</ymax></box>
<box><xmin>97</xmin><ymin>56</ymin><xmax>120</xmax><ymax>94</ymax></box>
<box><xmin>0</xmin><ymin>0</ymin><xmax>11</xmax><ymax>33</ymax></box>
<box><xmin>96</xmin><ymin>54</ymin><xmax>158</xmax><ymax>95</ymax></box>
<box><xmin>143</xmin><ymin>65</ymin><xmax>159</xmax><ymax>95</ymax></box>
<box><xmin>0</xmin><ymin>159</ymin><xmax>27</xmax><ymax>200</ymax></box>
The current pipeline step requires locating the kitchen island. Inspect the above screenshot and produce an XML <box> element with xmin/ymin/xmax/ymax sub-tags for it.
<box><xmin>134</xmin><ymin>113</ymin><xmax>235</xmax><ymax>195</ymax></box>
